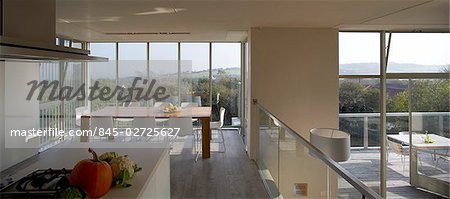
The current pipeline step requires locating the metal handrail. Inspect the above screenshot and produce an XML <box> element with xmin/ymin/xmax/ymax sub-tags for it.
<box><xmin>253</xmin><ymin>99</ymin><xmax>382</xmax><ymax>199</ymax></box>
<box><xmin>339</xmin><ymin>112</ymin><xmax>450</xmax><ymax>117</ymax></box>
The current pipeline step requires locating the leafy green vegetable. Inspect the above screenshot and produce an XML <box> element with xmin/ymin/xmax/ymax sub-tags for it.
<box><xmin>108</xmin><ymin>155</ymin><xmax>141</xmax><ymax>188</ymax></box>
<box><xmin>58</xmin><ymin>186</ymin><xmax>86</xmax><ymax>199</ymax></box>
<box><xmin>133</xmin><ymin>164</ymin><xmax>142</xmax><ymax>173</ymax></box>
<box><xmin>115</xmin><ymin>170</ymin><xmax>132</xmax><ymax>188</ymax></box>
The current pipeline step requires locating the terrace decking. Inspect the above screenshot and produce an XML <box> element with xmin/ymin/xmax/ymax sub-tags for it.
<box><xmin>340</xmin><ymin>149</ymin><xmax>449</xmax><ymax>199</ymax></box>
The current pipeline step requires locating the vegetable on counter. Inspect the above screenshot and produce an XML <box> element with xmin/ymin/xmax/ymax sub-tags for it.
<box><xmin>109</xmin><ymin>155</ymin><xmax>141</xmax><ymax>187</ymax></box>
<box><xmin>98</xmin><ymin>152</ymin><xmax>119</xmax><ymax>163</ymax></box>
<box><xmin>69</xmin><ymin>148</ymin><xmax>113</xmax><ymax>198</ymax></box>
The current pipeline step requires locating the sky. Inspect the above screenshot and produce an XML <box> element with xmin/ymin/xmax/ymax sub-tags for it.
<box><xmin>89</xmin><ymin>42</ymin><xmax>241</xmax><ymax>73</ymax></box>
<box><xmin>89</xmin><ymin>33</ymin><xmax>450</xmax><ymax>78</ymax></box>
<box><xmin>339</xmin><ymin>32</ymin><xmax>450</xmax><ymax>66</ymax></box>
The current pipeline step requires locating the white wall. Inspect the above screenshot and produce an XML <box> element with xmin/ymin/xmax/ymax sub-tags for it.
<box><xmin>249</xmin><ymin>27</ymin><xmax>339</xmax><ymax>198</ymax></box>
<box><xmin>1</xmin><ymin>62</ymin><xmax>40</xmax><ymax>171</ymax></box>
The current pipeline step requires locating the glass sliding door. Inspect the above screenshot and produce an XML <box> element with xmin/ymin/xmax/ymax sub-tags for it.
<box><xmin>407</xmin><ymin>78</ymin><xmax>449</xmax><ymax>195</ymax></box>
<box><xmin>39</xmin><ymin>61</ymin><xmax>87</xmax><ymax>150</ymax></box>
<box><xmin>339</xmin><ymin>32</ymin><xmax>450</xmax><ymax>197</ymax></box>
<box><xmin>89</xmin><ymin>43</ymin><xmax>117</xmax><ymax>111</ymax></box>
<box><xmin>118</xmin><ymin>43</ymin><xmax>147</xmax><ymax>106</ymax></box>
<box><xmin>149</xmin><ymin>43</ymin><xmax>179</xmax><ymax>105</ymax></box>
<box><xmin>63</xmin><ymin>62</ymin><xmax>86</xmax><ymax>131</ymax></box>
<box><xmin>385</xmin><ymin>78</ymin><xmax>411</xmax><ymax>184</ymax></box>
<box><xmin>387</xmin><ymin>33</ymin><xmax>450</xmax><ymax>196</ymax></box>
<box><xmin>180</xmin><ymin>43</ymin><xmax>210</xmax><ymax>106</ymax></box>
<box><xmin>338</xmin><ymin>32</ymin><xmax>381</xmax><ymax>193</ymax></box>
<box><xmin>211</xmin><ymin>43</ymin><xmax>241</xmax><ymax>125</ymax></box>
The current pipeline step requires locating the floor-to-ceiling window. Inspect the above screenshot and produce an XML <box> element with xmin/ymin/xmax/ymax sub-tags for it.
<box><xmin>338</xmin><ymin>32</ymin><xmax>382</xmax><ymax>193</ymax></box>
<box><xmin>149</xmin><ymin>43</ymin><xmax>179</xmax><ymax>105</ymax></box>
<box><xmin>38</xmin><ymin>61</ymin><xmax>87</xmax><ymax>150</ymax></box>
<box><xmin>89</xmin><ymin>43</ymin><xmax>117</xmax><ymax>111</ymax></box>
<box><xmin>338</xmin><ymin>32</ymin><xmax>449</xmax><ymax>197</ymax></box>
<box><xmin>118</xmin><ymin>43</ymin><xmax>147</xmax><ymax>106</ymax></box>
<box><xmin>211</xmin><ymin>43</ymin><xmax>242</xmax><ymax>125</ymax></box>
<box><xmin>88</xmin><ymin>42</ymin><xmax>243</xmax><ymax>126</ymax></box>
<box><xmin>180</xmin><ymin>43</ymin><xmax>210</xmax><ymax>107</ymax></box>
<box><xmin>385</xmin><ymin>33</ymin><xmax>449</xmax><ymax>196</ymax></box>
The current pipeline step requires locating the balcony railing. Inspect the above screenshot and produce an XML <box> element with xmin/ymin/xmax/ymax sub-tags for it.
<box><xmin>339</xmin><ymin>112</ymin><xmax>449</xmax><ymax>149</ymax></box>
<box><xmin>39</xmin><ymin>100</ymin><xmax>84</xmax><ymax>150</ymax></box>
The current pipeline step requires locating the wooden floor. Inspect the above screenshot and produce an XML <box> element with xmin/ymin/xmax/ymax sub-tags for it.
<box><xmin>170</xmin><ymin>130</ymin><xmax>269</xmax><ymax>199</ymax></box>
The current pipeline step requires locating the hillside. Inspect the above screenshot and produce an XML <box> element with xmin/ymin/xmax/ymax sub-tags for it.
<box><xmin>340</xmin><ymin>62</ymin><xmax>448</xmax><ymax>74</ymax></box>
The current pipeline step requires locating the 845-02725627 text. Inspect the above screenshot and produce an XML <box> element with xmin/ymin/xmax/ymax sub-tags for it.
<box><xmin>9</xmin><ymin>127</ymin><xmax>180</xmax><ymax>139</ymax></box>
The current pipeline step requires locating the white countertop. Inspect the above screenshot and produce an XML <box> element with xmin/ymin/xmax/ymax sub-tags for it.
<box><xmin>5</xmin><ymin>146</ymin><xmax>168</xmax><ymax>198</ymax></box>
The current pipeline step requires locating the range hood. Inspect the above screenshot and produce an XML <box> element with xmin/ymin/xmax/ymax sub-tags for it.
<box><xmin>0</xmin><ymin>36</ymin><xmax>107</xmax><ymax>61</ymax></box>
<box><xmin>0</xmin><ymin>0</ymin><xmax>107</xmax><ymax>61</ymax></box>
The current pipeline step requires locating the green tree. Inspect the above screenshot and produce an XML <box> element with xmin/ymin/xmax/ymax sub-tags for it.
<box><xmin>392</xmin><ymin>80</ymin><xmax>449</xmax><ymax>112</ymax></box>
<box><xmin>339</xmin><ymin>82</ymin><xmax>379</xmax><ymax>113</ymax></box>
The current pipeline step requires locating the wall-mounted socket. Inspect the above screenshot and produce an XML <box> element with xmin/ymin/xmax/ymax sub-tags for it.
<box><xmin>293</xmin><ymin>183</ymin><xmax>308</xmax><ymax>197</ymax></box>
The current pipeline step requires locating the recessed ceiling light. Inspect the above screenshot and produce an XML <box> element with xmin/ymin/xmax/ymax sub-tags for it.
<box><xmin>100</xmin><ymin>17</ymin><xmax>121</xmax><ymax>22</ymax></box>
<box><xmin>135</xmin><ymin>7</ymin><xmax>186</xmax><ymax>16</ymax></box>
<box><xmin>104</xmin><ymin>32</ymin><xmax>190</xmax><ymax>35</ymax></box>
<box><xmin>57</xmin><ymin>19</ymin><xmax>71</xmax><ymax>24</ymax></box>
<box><xmin>56</xmin><ymin>17</ymin><xmax>121</xmax><ymax>23</ymax></box>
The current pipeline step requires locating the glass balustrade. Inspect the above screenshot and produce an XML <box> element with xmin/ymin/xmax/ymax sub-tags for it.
<box><xmin>255</xmin><ymin>101</ymin><xmax>382</xmax><ymax>199</ymax></box>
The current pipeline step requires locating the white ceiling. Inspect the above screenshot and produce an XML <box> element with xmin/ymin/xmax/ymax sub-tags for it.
<box><xmin>56</xmin><ymin>0</ymin><xmax>449</xmax><ymax>42</ymax></box>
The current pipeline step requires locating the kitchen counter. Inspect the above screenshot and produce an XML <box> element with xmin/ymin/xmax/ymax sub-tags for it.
<box><xmin>2</xmin><ymin>146</ymin><xmax>170</xmax><ymax>198</ymax></box>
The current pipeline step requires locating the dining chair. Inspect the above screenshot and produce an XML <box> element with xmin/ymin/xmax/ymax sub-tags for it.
<box><xmin>387</xmin><ymin>139</ymin><xmax>414</xmax><ymax>172</ymax></box>
<box><xmin>181</xmin><ymin>102</ymin><xmax>199</xmax><ymax>108</ymax></box>
<box><xmin>75</xmin><ymin>106</ymin><xmax>89</xmax><ymax>127</ymax></box>
<box><xmin>210</xmin><ymin>107</ymin><xmax>226</xmax><ymax>152</ymax></box>
<box><xmin>116</xmin><ymin>101</ymin><xmax>141</xmax><ymax>125</ymax></box>
<box><xmin>435</xmin><ymin>152</ymin><xmax>450</xmax><ymax>168</ymax></box>
<box><xmin>147</xmin><ymin>99</ymin><xmax>154</xmax><ymax>107</ymax></box>
<box><xmin>272</xmin><ymin>117</ymin><xmax>281</xmax><ymax>134</ymax></box>
<box><xmin>168</xmin><ymin>117</ymin><xmax>200</xmax><ymax>161</ymax></box>
<box><xmin>133</xmin><ymin>117</ymin><xmax>157</xmax><ymax>142</ymax></box>
<box><xmin>398</xmin><ymin>131</ymin><xmax>421</xmax><ymax>135</ymax></box>
<box><xmin>133</xmin><ymin>117</ymin><xmax>157</xmax><ymax>128</ymax></box>
<box><xmin>192</xmin><ymin>96</ymin><xmax>202</xmax><ymax>107</ymax></box>
<box><xmin>114</xmin><ymin>102</ymin><xmax>136</xmax><ymax>126</ymax></box>
<box><xmin>167</xmin><ymin>96</ymin><xmax>179</xmax><ymax>105</ymax></box>
<box><xmin>181</xmin><ymin>102</ymin><xmax>200</xmax><ymax>135</ymax></box>
<box><xmin>90</xmin><ymin>116</ymin><xmax>114</xmax><ymax>141</ymax></box>
<box><xmin>154</xmin><ymin>102</ymin><xmax>170</xmax><ymax>125</ymax></box>
<box><xmin>127</xmin><ymin>101</ymin><xmax>141</xmax><ymax>107</ymax></box>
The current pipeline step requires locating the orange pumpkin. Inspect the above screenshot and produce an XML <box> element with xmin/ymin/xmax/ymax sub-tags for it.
<box><xmin>70</xmin><ymin>148</ymin><xmax>113</xmax><ymax>198</ymax></box>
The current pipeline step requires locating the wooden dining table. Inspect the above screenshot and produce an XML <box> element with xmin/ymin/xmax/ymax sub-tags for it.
<box><xmin>80</xmin><ymin>106</ymin><xmax>212</xmax><ymax>158</ymax></box>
